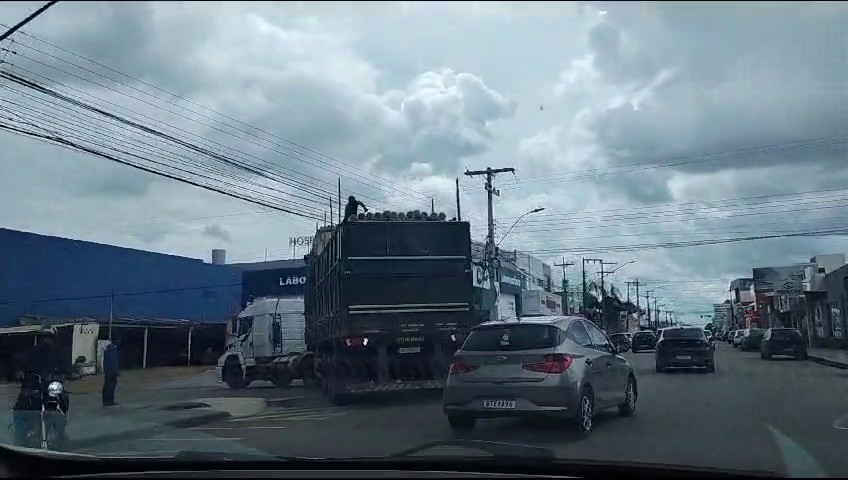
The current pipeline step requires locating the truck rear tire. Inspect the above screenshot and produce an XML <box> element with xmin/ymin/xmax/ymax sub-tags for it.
<box><xmin>271</xmin><ymin>376</ymin><xmax>292</xmax><ymax>388</ymax></box>
<box><xmin>301</xmin><ymin>357</ymin><xmax>320</xmax><ymax>389</ymax></box>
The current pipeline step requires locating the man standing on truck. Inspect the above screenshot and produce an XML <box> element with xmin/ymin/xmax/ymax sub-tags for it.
<box><xmin>344</xmin><ymin>196</ymin><xmax>368</xmax><ymax>221</ymax></box>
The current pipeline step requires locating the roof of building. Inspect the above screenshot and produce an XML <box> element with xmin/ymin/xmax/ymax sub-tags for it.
<box><xmin>229</xmin><ymin>259</ymin><xmax>305</xmax><ymax>271</ymax></box>
<box><xmin>0</xmin><ymin>227</ymin><xmax>208</xmax><ymax>264</ymax></box>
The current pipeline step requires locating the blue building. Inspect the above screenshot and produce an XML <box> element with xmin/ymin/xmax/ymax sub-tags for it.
<box><xmin>229</xmin><ymin>258</ymin><xmax>307</xmax><ymax>306</ymax></box>
<box><xmin>0</xmin><ymin>228</ymin><xmax>242</xmax><ymax>327</ymax></box>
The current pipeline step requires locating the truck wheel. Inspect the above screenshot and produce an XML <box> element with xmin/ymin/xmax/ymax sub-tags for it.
<box><xmin>223</xmin><ymin>358</ymin><xmax>247</xmax><ymax>389</ymax></box>
<box><xmin>272</xmin><ymin>376</ymin><xmax>292</xmax><ymax>388</ymax></box>
<box><xmin>301</xmin><ymin>357</ymin><xmax>320</xmax><ymax>388</ymax></box>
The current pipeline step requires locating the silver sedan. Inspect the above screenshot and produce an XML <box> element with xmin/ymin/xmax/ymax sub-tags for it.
<box><xmin>442</xmin><ymin>315</ymin><xmax>637</xmax><ymax>437</ymax></box>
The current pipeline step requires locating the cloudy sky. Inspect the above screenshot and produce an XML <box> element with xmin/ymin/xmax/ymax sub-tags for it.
<box><xmin>0</xmin><ymin>1</ymin><xmax>846</xmax><ymax>324</ymax></box>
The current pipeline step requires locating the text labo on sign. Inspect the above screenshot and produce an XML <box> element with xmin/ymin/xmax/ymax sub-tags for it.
<box><xmin>279</xmin><ymin>276</ymin><xmax>307</xmax><ymax>286</ymax></box>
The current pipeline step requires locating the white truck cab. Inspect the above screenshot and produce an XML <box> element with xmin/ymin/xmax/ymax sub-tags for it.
<box><xmin>217</xmin><ymin>297</ymin><xmax>314</xmax><ymax>389</ymax></box>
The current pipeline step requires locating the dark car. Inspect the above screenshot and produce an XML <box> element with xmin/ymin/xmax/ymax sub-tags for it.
<box><xmin>655</xmin><ymin>327</ymin><xmax>715</xmax><ymax>373</ymax></box>
<box><xmin>739</xmin><ymin>328</ymin><xmax>766</xmax><ymax>351</ymax></box>
<box><xmin>630</xmin><ymin>331</ymin><xmax>657</xmax><ymax>353</ymax></box>
<box><xmin>760</xmin><ymin>328</ymin><xmax>807</xmax><ymax>360</ymax></box>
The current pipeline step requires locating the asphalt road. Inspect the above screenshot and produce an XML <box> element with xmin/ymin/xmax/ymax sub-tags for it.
<box><xmin>76</xmin><ymin>344</ymin><xmax>848</xmax><ymax>476</ymax></box>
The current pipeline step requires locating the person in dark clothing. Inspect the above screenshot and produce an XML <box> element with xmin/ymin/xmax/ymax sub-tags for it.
<box><xmin>343</xmin><ymin>195</ymin><xmax>368</xmax><ymax>221</ymax></box>
<box><xmin>102</xmin><ymin>337</ymin><xmax>120</xmax><ymax>407</ymax></box>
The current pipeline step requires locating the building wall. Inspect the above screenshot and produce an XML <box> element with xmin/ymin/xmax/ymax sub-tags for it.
<box><xmin>0</xmin><ymin>228</ymin><xmax>242</xmax><ymax>326</ymax></box>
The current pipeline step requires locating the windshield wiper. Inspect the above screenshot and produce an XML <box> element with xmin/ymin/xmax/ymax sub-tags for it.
<box><xmin>389</xmin><ymin>439</ymin><xmax>555</xmax><ymax>461</ymax></box>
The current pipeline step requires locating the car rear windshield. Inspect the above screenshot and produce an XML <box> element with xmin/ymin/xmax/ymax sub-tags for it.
<box><xmin>634</xmin><ymin>332</ymin><xmax>655</xmax><ymax>338</ymax></box>
<box><xmin>662</xmin><ymin>328</ymin><xmax>705</xmax><ymax>339</ymax></box>
<box><xmin>749</xmin><ymin>329</ymin><xmax>766</xmax><ymax>336</ymax></box>
<box><xmin>462</xmin><ymin>324</ymin><xmax>562</xmax><ymax>351</ymax></box>
<box><xmin>771</xmin><ymin>329</ymin><xmax>800</xmax><ymax>339</ymax></box>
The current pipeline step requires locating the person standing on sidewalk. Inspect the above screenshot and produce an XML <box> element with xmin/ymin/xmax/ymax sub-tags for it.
<box><xmin>102</xmin><ymin>337</ymin><xmax>120</xmax><ymax>407</ymax></box>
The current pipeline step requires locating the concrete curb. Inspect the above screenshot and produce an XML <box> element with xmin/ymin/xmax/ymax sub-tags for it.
<box><xmin>67</xmin><ymin>410</ymin><xmax>231</xmax><ymax>451</ymax></box>
<box><xmin>808</xmin><ymin>355</ymin><xmax>848</xmax><ymax>370</ymax></box>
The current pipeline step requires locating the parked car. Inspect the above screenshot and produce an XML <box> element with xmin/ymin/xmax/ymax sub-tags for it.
<box><xmin>739</xmin><ymin>328</ymin><xmax>766</xmax><ymax>351</ymax></box>
<box><xmin>631</xmin><ymin>330</ymin><xmax>658</xmax><ymax>353</ymax></box>
<box><xmin>732</xmin><ymin>329</ymin><xmax>747</xmax><ymax>348</ymax></box>
<box><xmin>442</xmin><ymin>315</ymin><xmax>637</xmax><ymax>437</ymax></box>
<box><xmin>655</xmin><ymin>327</ymin><xmax>715</xmax><ymax>373</ymax></box>
<box><xmin>760</xmin><ymin>328</ymin><xmax>807</xmax><ymax>360</ymax></box>
<box><xmin>609</xmin><ymin>333</ymin><xmax>632</xmax><ymax>352</ymax></box>
<box><xmin>726</xmin><ymin>330</ymin><xmax>736</xmax><ymax>344</ymax></box>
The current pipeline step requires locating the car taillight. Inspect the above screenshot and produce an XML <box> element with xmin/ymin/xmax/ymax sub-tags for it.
<box><xmin>522</xmin><ymin>354</ymin><xmax>573</xmax><ymax>374</ymax></box>
<box><xmin>449</xmin><ymin>359</ymin><xmax>478</xmax><ymax>375</ymax></box>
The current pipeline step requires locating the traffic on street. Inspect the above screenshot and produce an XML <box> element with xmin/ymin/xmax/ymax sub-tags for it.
<box><xmin>65</xmin><ymin>341</ymin><xmax>848</xmax><ymax>476</ymax></box>
<box><xmin>1</xmin><ymin>1</ymin><xmax>847</xmax><ymax>478</ymax></box>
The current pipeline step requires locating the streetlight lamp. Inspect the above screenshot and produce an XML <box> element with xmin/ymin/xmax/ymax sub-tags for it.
<box><xmin>486</xmin><ymin>207</ymin><xmax>544</xmax><ymax>322</ymax></box>
<box><xmin>497</xmin><ymin>207</ymin><xmax>545</xmax><ymax>247</ymax></box>
<box><xmin>608</xmin><ymin>260</ymin><xmax>637</xmax><ymax>276</ymax></box>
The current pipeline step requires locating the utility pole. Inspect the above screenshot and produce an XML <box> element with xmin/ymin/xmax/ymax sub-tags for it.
<box><xmin>644</xmin><ymin>290</ymin><xmax>651</xmax><ymax>327</ymax></box>
<box><xmin>554</xmin><ymin>258</ymin><xmax>574</xmax><ymax>314</ymax></box>
<box><xmin>464</xmin><ymin>167</ymin><xmax>515</xmax><ymax>321</ymax></box>
<box><xmin>455</xmin><ymin>178</ymin><xmax>462</xmax><ymax>221</ymax></box>
<box><xmin>625</xmin><ymin>280</ymin><xmax>639</xmax><ymax>331</ymax></box>
<box><xmin>581</xmin><ymin>258</ymin><xmax>588</xmax><ymax>313</ymax></box>
<box><xmin>654</xmin><ymin>298</ymin><xmax>660</xmax><ymax>329</ymax></box>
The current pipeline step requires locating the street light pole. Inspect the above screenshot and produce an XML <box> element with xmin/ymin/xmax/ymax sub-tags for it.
<box><xmin>497</xmin><ymin>207</ymin><xmax>545</xmax><ymax>247</ymax></box>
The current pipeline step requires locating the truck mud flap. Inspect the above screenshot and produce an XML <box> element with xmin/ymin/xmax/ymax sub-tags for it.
<box><xmin>343</xmin><ymin>379</ymin><xmax>445</xmax><ymax>394</ymax></box>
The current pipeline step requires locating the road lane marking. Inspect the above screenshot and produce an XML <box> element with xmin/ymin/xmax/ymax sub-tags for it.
<box><xmin>767</xmin><ymin>425</ymin><xmax>828</xmax><ymax>478</ymax></box>
<box><xmin>228</xmin><ymin>405</ymin><xmax>348</xmax><ymax>423</ymax></box>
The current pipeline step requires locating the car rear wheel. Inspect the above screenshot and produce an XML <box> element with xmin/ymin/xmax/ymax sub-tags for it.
<box><xmin>618</xmin><ymin>376</ymin><xmax>636</xmax><ymax>417</ymax></box>
<box><xmin>706</xmin><ymin>362</ymin><xmax>716</xmax><ymax>373</ymax></box>
<box><xmin>796</xmin><ymin>349</ymin><xmax>807</xmax><ymax>361</ymax></box>
<box><xmin>655</xmin><ymin>363</ymin><xmax>665</xmax><ymax>373</ymax></box>
<box><xmin>447</xmin><ymin>414</ymin><xmax>475</xmax><ymax>433</ymax></box>
<box><xmin>631</xmin><ymin>347</ymin><xmax>639</xmax><ymax>353</ymax></box>
<box><xmin>573</xmin><ymin>387</ymin><xmax>594</xmax><ymax>438</ymax></box>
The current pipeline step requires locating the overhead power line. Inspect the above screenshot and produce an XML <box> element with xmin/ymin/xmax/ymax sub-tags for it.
<box><xmin>0</xmin><ymin>1</ymin><xmax>58</xmax><ymax>43</ymax></box>
<box><xmin>0</xmin><ymin>119</ymin><xmax>324</xmax><ymax>220</ymax></box>
<box><xmin>521</xmin><ymin>227</ymin><xmax>848</xmax><ymax>256</ymax></box>
<box><xmin>495</xmin><ymin>136</ymin><xmax>848</xmax><ymax>190</ymax></box>
<box><xmin>0</xmin><ymin>31</ymin><xmax>436</xmax><ymax>209</ymax></box>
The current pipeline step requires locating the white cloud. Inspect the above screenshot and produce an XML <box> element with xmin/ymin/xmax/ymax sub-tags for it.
<box><xmin>1</xmin><ymin>1</ymin><xmax>846</xmax><ymax>324</ymax></box>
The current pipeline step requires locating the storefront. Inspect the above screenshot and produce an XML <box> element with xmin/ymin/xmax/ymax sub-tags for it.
<box><xmin>498</xmin><ymin>267</ymin><xmax>525</xmax><ymax>319</ymax></box>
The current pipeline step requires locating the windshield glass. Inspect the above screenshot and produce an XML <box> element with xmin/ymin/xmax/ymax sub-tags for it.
<box><xmin>772</xmin><ymin>329</ymin><xmax>802</xmax><ymax>339</ymax></box>
<box><xmin>462</xmin><ymin>325</ymin><xmax>561</xmax><ymax>351</ymax></box>
<box><xmin>662</xmin><ymin>328</ymin><xmax>706</xmax><ymax>340</ymax></box>
<box><xmin>0</xmin><ymin>1</ymin><xmax>845</xmax><ymax>477</ymax></box>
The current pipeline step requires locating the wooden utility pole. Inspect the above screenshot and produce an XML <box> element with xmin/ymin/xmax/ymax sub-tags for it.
<box><xmin>554</xmin><ymin>258</ymin><xmax>574</xmax><ymax>314</ymax></box>
<box><xmin>464</xmin><ymin>167</ymin><xmax>515</xmax><ymax>321</ymax></box>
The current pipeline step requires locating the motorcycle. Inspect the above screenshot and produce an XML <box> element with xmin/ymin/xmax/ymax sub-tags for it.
<box><xmin>13</xmin><ymin>373</ymin><xmax>69</xmax><ymax>450</ymax></box>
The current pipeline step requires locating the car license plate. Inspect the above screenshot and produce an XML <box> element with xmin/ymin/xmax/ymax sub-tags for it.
<box><xmin>676</xmin><ymin>355</ymin><xmax>691</xmax><ymax>360</ymax></box>
<box><xmin>398</xmin><ymin>346</ymin><xmax>420</xmax><ymax>354</ymax></box>
<box><xmin>482</xmin><ymin>400</ymin><xmax>516</xmax><ymax>409</ymax></box>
